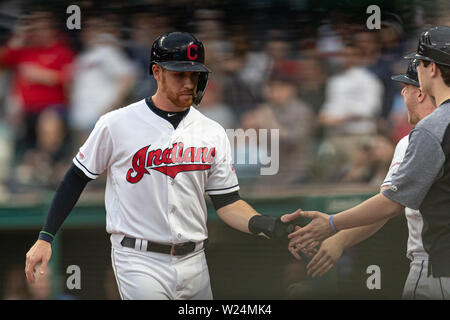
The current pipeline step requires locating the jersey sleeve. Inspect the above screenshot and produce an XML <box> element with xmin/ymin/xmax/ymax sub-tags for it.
<box><xmin>381</xmin><ymin>136</ymin><xmax>409</xmax><ymax>188</ymax></box>
<box><xmin>73</xmin><ymin>115</ymin><xmax>114</xmax><ymax>179</ymax></box>
<box><xmin>382</xmin><ymin>128</ymin><xmax>445</xmax><ymax>210</ymax></box>
<box><xmin>205</xmin><ymin>129</ymin><xmax>239</xmax><ymax>195</ymax></box>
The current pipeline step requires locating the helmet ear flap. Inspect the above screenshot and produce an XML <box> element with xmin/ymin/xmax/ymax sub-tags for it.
<box><xmin>193</xmin><ymin>72</ymin><xmax>209</xmax><ymax>106</ymax></box>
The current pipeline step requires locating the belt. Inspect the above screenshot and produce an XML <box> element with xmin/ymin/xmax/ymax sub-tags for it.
<box><xmin>120</xmin><ymin>236</ymin><xmax>208</xmax><ymax>256</ymax></box>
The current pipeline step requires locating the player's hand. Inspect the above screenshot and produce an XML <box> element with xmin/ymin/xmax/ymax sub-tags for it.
<box><xmin>306</xmin><ymin>236</ymin><xmax>344</xmax><ymax>278</ymax></box>
<box><xmin>280</xmin><ymin>209</ymin><xmax>303</xmax><ymax>225</ymax></box>
<box><xmin>248</xmin><ymin>209</ymin><xmax>303</xmax><ymax>239</ymax></box>
<box><xmin>288</xmin><ymin>237</ymin><xmax>318</xmax><ymax>260</ymax></box>
<box><xmin>287</xmin><ymin>226</ymin><xmax>318</xmax><ymax>260</ymax></box>
<box><xmin>288</xmin><ymin>211</ymin><xmax>334</xmax><ymax>251</ymax></box>
<box><xmin>276</xmin><ymin>208</ymin><xmax>304</xmax><ymax>236</ymax></box>
<box><xmin>25</xmin><ymin>240</ymin><xmax>52</xmax><ymax>284</ymax></box>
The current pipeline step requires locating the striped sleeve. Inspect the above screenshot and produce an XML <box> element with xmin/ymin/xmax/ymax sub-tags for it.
<box><xmin>73</xmin><ymin>115</ymin><xmax>113</xmax><ymax>179</ymax></box>
<box><xmin>205</xmin><ymin>128</ymin><xmax>239</xmax><ymax>195</ymax></box>
<box><xmin>381</xmin><ymin>135</ymin><xmax>409</xmax><ymax>188</ymax></box>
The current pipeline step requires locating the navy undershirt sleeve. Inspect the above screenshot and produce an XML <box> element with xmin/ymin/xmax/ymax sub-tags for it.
<box><xmin>209</xmin><ymin>191</ymin><xmax>241</xmax><ymax>211</ymax></box>
<box><xmin>38</xmin><ymin>164</ymin><xmax>93</xmax><ymax>243</ymax></box>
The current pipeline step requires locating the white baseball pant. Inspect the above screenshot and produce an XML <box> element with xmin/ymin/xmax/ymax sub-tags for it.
<box><xmin>110</xmin><ymin>234</ymin><xmax>213</xmax><ymax>300</ymax></box>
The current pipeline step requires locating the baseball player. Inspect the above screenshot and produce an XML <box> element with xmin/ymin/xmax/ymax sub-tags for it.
<box><xmin>285</xmin><ymin>26</ymin><xmax>450</xmax><ymax>299</ymax></box>
<box><xmin>289</xmin><ymin>59</ymin><xmax>440</xmax><ymax>299</ymax></box>
<box><xmin>24</xmin><ymin>32</ymin><xmax>299</xmax><ymax>300</ymax></box>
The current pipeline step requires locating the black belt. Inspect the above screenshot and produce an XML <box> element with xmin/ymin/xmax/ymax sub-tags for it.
<box><xmin>120</xmin><ymin>236</ymin><xmax>208</xmax><ymax>256</ymax></box>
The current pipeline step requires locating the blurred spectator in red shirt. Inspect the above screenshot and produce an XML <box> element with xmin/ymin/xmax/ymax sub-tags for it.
<box><xmin>0</xmin><ymin>10</ymin><xmax>75</xmax><ymax>158</ymax></box>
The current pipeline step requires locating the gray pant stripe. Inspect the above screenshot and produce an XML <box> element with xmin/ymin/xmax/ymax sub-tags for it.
<box><xmin>439</xmin><ymin>277</ymin><xmax>445</xmax><ymax>300</ymax></box>
<box><xmin>413</xmin><ymin>260</ymin><xmax>425</xmax><ymax>300</ymax></box>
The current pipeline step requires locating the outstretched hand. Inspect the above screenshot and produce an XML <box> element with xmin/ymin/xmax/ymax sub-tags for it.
<box><xmin>305</xmin><ymin>236</ymin><xmax>344</xmax><ymax>278</ymax></box>
<box><xmin>273</xmin><ymin>209</ymin><xmax>304</xmax><ymax>238</ymax></box>
<box><xmin>280</xmin><ymin>209</ymin><xmax>303</xmax><ymax>225</ymax></box>
<box><xmin>287</xmin><ymin>226</ymin><xmax>318</xmax><ymax>260</ymax></box>
<box><xmin>288</xmin><ymin>210</ymin><xmax>335</xmax><ymax>253</ymax></box>
<box><xmin>281</xmin><ymin>209</ymin><xmax>318</xmax><ymax>260</ymax></box>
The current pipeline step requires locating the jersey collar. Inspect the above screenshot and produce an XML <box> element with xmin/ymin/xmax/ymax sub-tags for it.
<box><xmin>145</xmin><ymin>97</ymin><xmax>190</xmax><ymax>129</ymax></box>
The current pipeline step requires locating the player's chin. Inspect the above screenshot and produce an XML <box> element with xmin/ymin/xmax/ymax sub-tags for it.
<box><xmin>177</xmin><ymin>95</ymin><xmax>194</xmax><ymax>107</ymax></box>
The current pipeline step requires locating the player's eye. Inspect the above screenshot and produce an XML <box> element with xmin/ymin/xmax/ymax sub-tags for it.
<box><xmin>191</xmin><ymin>72</ymin><xmax>200</xmax><ymax>80</ymax></box>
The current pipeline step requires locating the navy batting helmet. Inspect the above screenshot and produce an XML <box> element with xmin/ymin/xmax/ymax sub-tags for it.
<box><xmin>391</xmin><ymin>59</ymin><xmax>419</xmax><ymax>87</ymax></box>
<box><xmin>404</xmin><ymin>26</ymin><xmax>450</xmax><ymax>66</ymax></box>
<box><xmin>150</xmin><ymin>32</ymin><xmax>211</xmax><ymax>105</ymax></box>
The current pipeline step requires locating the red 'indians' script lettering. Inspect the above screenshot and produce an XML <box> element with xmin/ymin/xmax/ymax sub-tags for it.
<box><xmin>126</xmin><ymin>142</ymin><xmax>215</xmax><ymax>183</ymax></box>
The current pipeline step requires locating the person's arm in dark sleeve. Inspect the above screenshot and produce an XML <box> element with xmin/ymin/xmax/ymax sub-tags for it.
<box><xmin>38</xmin><ymin>164</ymin><xmax>93</xmax><ymax>243</ymax></box>
<box><xmin>209</xmin><ymin>191</ymin><xmax>241</xmax><ymax>211</ymax></box>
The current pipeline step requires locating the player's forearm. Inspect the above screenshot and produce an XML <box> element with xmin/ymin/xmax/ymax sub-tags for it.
<box><xmin>333</xmin><ymin>193</ymin><xmax>403</xmax><ymax>231</ymax></box>
<box><xmin>216</xmin><ymin>200</ymin><xmax>259</xmax><ymax>234</ymax></box>
<box><xmin>318</xmin><ymin>114</ymin><xmax>345</xmax><ymax>127</ymax></box>
<box><xmin>336</xmin><ymin>219</ymin><xmax>388</xmax><ymax>249</ymax></box>
<box><xmin>31</xmin><ymin>68</ymin><xmax>61</xmax><ymax>85</ymax></box>
<box><xmin>38</xmin><ymin>164</ymin><xmax>92</xmax><ymax>243</ymax></box>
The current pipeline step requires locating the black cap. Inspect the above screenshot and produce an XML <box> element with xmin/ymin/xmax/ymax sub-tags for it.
<box><xmin>404</xmin><ymin>26</ymin><xmax>450</xmax><ymax>66</ymax></box>
<box><xmin>150</xmin><ymin>31</ymin><xmax>211</xmax><ymax>75</ymax></box>
<box><xmin>391</xmin><ymin>59</ymin><xmax>419</xmax><ymax>87</ymax></box>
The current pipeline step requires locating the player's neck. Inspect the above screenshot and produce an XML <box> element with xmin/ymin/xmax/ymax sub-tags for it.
<box><xmin>433</xmin><ymin>87</ymin><xmax>450</xmax><ymax>107</ymax></box>
<box><xmin>151</xmin><ymin>93</ymin><xmax>190</xmax><ymax>113</ymax></box>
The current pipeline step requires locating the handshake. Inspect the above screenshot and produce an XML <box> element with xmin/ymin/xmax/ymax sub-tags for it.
<box><xmin>248</xmin><ymin>209</ymin><xmax>341</xmax><ymax>278</ymax></box>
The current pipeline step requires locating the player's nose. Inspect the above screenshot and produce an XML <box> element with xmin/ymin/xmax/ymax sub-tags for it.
<box><xmin>182</xmin><ymin>72</ymin><xmax>198</xmax><ymax>89</ymax></box>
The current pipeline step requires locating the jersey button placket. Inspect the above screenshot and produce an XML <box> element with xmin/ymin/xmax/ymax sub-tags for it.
<box><xmin>166</xmin><ymin>134</ymin><xmax>177</xmax><ymax>244</ymax></box>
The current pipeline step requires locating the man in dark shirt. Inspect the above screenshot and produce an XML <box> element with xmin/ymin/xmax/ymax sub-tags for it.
<box><xmin>285</xmin><ymin>26</ymin><xmax>450</xmax><ymax>299</ymax></box>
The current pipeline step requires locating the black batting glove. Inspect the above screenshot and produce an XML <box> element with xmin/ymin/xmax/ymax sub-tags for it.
<box><xmin>248</xmin><ymin>214</ymin><xmax>299</xmax><ymax>239</ymax></box>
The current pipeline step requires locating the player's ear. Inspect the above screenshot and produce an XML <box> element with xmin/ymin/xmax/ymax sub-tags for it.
<box><xmin>152</xmin><ymin>65</ymin><xmax>162</xmax><ymax>81</ymax></box>
<box><xmin>430</xmin><ymin>62</ymin><xmax>439</xmax><ymax>78</ymax></box>
<box><xmin>417</xmin><ymin>88</ymin><xmax>426</xmax><ymax>103</ymax></box>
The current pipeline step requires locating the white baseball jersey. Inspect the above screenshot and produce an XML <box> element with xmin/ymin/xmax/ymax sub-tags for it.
<box><xmin>381</xmin><ymin>135</ymin><xmax>426</xmax><ymax>261</ymax></box>
<box><xmin>73</xmin><ymin>99</ymin><xmax>239</xmax><ymax>244</ymax></box>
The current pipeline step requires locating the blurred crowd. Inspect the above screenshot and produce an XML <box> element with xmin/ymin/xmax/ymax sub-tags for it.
<box><xmin>0</xmin><ymin>0</ymin><xmax>449</xmax><ymax>195</ymax></box>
